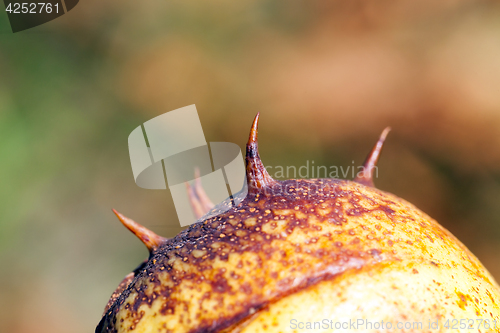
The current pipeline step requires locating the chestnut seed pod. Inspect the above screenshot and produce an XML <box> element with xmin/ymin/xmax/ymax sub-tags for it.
<box><xmin>97</xmin><ymin>114</ymin><xmax>500</xmax><ymax>333</ymax></box>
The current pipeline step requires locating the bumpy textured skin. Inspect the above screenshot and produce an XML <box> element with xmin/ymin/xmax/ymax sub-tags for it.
<box><xmin>97</xmin><ymin>179</ymin><xmax>500</xmax><ymax>333</ymax></box>
<box><xmin>97</xmin><ymin>115</ymin><xmax>500</xmax><ymax>332</ymax></box>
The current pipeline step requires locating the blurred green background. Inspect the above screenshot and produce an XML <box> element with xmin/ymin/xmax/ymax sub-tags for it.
<box><xmin>1</xmin><ymin>0</ymin><xmax>500</xmax><ymax>332</ymax></box>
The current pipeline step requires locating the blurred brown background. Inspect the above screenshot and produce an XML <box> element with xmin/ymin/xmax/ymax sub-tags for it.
<box><xmin>1</xmin><ymin>0</ymin><xmax>500</xmax><ymax>332</ymax></box>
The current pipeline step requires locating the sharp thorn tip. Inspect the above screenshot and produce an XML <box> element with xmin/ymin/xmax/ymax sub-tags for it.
<box><xmin>112</xmin><ymin>209</ymin><xmax>167</xmax><ymax>252</ymax></box>
<box><xmin>245</xmin><ymin>113</ymin><xmax>277</xmax><ymax>193</ymax></box>
<box><xmin>353</xmin><ymin>127</ymin><xmax>391</xmax><ymax>188</ymax></box>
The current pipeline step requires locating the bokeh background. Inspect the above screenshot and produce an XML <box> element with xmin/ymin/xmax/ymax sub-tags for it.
<box><xmin>1</xmin><ymin>0</ymin><xmax>500</xmax><ymax>332</ymax></box>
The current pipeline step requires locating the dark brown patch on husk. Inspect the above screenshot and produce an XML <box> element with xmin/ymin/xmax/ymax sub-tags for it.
<box><xmin>97</xmin><ymin>175</ymin><xmax>443</xmax><ymax>333</ymax></box>
<box><xmin>97</xmin><ymin>115</ymin><xmax>464</xmax><ymax>333</ymax></box>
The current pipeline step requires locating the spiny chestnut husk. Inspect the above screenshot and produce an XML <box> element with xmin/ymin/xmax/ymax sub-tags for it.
<box><xmin>97</xmin><ymin>114</ymin><xmax>500</xmax><ymax>333</ymax></box>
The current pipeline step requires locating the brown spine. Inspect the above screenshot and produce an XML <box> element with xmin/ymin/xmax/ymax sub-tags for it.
<box><xmin>245</xmin><ymin>113</ymin><xmax>277</xmax><ymax>194</ymax></box>
<box><xmin>354</xmin><ymin>127</ymin><xmax>391</xmax><ymax>187</ymax></box>
<box><xmin>112</xmin><ymin>209</ymin><xmax>168</xmax><ymax>252</ymax></box>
